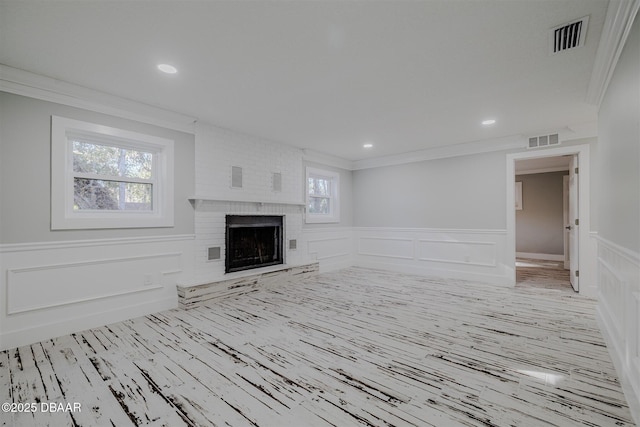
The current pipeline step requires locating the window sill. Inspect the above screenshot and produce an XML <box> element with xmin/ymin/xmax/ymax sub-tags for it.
<box><xmin>305</xmin><ymin>216</ymin><xmax>341</xmax><ymax>224</ymax></box>
<box><xmin>51</xmin><ymin>214</ymin><xmax>174</xmax><ymax>230</ymax></box>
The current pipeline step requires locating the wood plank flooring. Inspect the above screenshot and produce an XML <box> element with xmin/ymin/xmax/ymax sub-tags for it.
<box><xmin>1</xmin><ymin>267</ymin><xmax>635</xmax><ymax>426</ymax></box>
<box><xmin>516</xmin><ymin>258</ymin><xmax>573</xmax><ymax>292</ymax></box>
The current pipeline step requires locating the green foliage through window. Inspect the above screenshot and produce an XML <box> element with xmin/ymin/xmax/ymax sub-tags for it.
<box><xmin>307</xmin><ymin>176</ymin><xmax>331</xmax><ymax>214</ymax></box>
<box><xmin>71</xmin><ymin>138</ymin><xmax>155</xmax><ymax>211</ymax></box>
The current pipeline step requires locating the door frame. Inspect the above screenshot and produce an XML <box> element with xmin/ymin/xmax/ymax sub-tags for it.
<box><xmin>563</xmin><ymin>175</ymin><xmax>570</xmax><ymax>269</ymax></box>
<box><xmin>506</xmin><ymin>144</ymin><xmax>591</xmax><ymax>293</ymax></box>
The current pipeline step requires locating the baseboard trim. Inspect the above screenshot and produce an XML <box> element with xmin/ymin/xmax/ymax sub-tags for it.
<box><xmin>516</xmin><ymin>252</ymin><xmax>565</xmax><ymax>261</ymax></box>
<box><xmin>318</xmin><ymin>257</ymin><xmax>354</xmax><ymax>273</ymax></box>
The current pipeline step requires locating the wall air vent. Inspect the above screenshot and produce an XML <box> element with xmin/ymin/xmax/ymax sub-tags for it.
<box><xmin>231</xmin><ymin>166</ymin><xmax>243</xmax><ymax>188</ymax></box>
<box><xmin>272</xmin><ymin>172</ymin><xmax>282</xmax><ymax>192</ymax></box>
<box><xmin>528</xmin><ymin>133</ymin><xmax>560</xmax><ymax>149</ymax></box>
<box><xmin>550</xmin><ymin>16</ymin><xmax>589</xmax><ymax>54</ymax></box>
<box><xmin>208</xmin><ymin>246</ymin><xmax>221</xmax><ymax>260</ymax></box>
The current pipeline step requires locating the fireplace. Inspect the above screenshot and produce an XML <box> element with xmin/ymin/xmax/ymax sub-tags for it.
<box><xmin>225</xmin><ymin>215</ymin><xmax>284</xmax><ymax>273</ymax></box>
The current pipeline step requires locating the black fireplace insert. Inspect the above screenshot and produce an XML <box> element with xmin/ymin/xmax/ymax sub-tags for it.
<box><xmin>225</xmin><ymin>215</ymin><xmax>284</xmax><ymax>273</ymax></box>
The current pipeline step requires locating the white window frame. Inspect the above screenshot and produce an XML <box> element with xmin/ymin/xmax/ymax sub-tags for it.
<box><xmin>305</xmin><ymin>167</ymin><xmax>340</xmax><ymax>224</ymax></box>
<box><xmin>51</xmin><ymin>116</ymin><xmax>174</xmax><ymax>229</ymax></box>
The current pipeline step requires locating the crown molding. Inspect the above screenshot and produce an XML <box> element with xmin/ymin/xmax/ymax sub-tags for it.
<box><xmin>307</xmin><ymin>125</ymin><xmax>594</xmax><ymax>172</ymax></box>
<box><xmin>351</xmin><ymin>135</ymin><xmax>527</xmax><ymax>171</ymax></box>
<box><xmin>302</xmin><ymin>149</ymin><xmax>354</xmax><ymax>170</ymax></box>
<box><xmin>586</xmin><ymin>0</ymin><xmax>640</xmax><ymax>106</ymax></box>
<box><xmin>0</xmin><ymin>64</ymin><xmax>197</xmax><ymax>133</ymax></box>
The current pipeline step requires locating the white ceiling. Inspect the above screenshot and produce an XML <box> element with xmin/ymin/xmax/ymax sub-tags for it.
<box><xmin>0</xmin><ymin>0</ymin><xmax>608</xmax><ymax>161</ymax></box>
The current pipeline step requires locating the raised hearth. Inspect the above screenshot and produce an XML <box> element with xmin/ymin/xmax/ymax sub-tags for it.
<box><xmin>177</xmin><ymin>262</ymin><xmax>319</xmax><ymax>309</ymax></box>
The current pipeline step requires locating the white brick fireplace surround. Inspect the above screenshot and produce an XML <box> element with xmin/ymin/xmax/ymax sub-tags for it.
<box><xmin>190</xmin><ymin>122</ymin><xmax>314</xmax><ymax>285</ymax></box>
<box><xmin>190</xmin><ymin>200</ymin><xmax>307</xmax><ymax>283</ymax></box>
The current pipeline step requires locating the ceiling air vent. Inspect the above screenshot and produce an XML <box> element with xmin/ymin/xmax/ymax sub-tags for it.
<box><xmin>528</xmin><ymin>133</ymin><xmax>560</xmax><ymax>149</ymax></box>
<box><xmin>550</xmin><ymin>16</ymin><xmax>589</xmax><ymax>54</ymax></box>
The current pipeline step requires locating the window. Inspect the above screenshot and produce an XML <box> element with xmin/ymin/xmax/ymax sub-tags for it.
<box><xmin>306</xmin><ymin>167</ymin><xmax>340</xmax><ymax>223</ymax></box>
<box><xmin>51</xmin><ymin>116</ymin><xmax>174</xmax><ymax>229</ymax></box>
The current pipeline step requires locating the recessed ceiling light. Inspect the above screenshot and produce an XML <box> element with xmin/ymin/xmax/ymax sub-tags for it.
<box><xmin>157</xmin><ymin>64</ymin><xmax>178</xmax><ymax>74</ymax></box>
<box><xmin>482</xmin><ymin>119</ymin><xmax>496</xmax><ymax>126</ymax></box>
<box><xmin>363</xmin><ymin>143</ymin><xmax>373</xmax><ymax>148</ymax></box>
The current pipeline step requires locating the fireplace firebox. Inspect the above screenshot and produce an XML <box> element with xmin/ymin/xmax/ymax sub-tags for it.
<box><xmin>225</xmin><ymin>215</ymin><xmax>284</xmax><ymax>273</ymax></box>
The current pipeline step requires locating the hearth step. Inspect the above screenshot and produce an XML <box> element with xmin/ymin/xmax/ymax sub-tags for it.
<box><xmin>176</xmin><ymin>262</ymin><xmax>319</xmax><ymax>309</ymax></box>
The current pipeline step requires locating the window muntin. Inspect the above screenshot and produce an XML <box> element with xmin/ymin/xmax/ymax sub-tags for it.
<box><xmin>73</xmin><ymin>179</ymin><xmax>153</xmax><ymax>211</ymax></box>
<box><xmin>71</xmin><ymin>136</ymin><xmax>156</xmax><ymax>212</ymax></box>
<box><xmin>306</xmin><ymin>167</ymin><xmax>339</xmax><ymax>223</ymax></box>
<box><xmin>51</xmin><ymin>116</ymin><xmax>174</xmax><ymax>229</ymax></box>
<box><xmin>308</xmin><ymin>175</ymin><xmax>331</xmax><ymax>214</ymax></box>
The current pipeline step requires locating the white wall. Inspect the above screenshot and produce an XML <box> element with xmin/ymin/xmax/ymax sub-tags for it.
<box><xmin>595</xmin><ymin>10</ymin><xmax>640</xmax><ymax>424</ymax></box>
<box><xmin>0</xmin><ymin>92</ymin><xmax>195</xmax><ymax>243</ymax></box>
<box><xmin>597</xmin><ymin>35</ymin><xmax>640</xmax><ymax>254</ymax></box>
<box><xmin>0</xmin><ymin>92</ymin><xmax>196</xmax><ymax>350</ymax></box>
<box><xmin>351</xmin><ymin>137</ymin><xmax>602</xmax><ymax>287</ymax></box>
<box><xmin>353</xmin><ymin>150</ymin><xmax>507</xmax><ymax>229</ymax></box>
<box><xmin>351</xmin><ymin>148</ymin><xmax>513</xmax><ymax>284</ymax></box>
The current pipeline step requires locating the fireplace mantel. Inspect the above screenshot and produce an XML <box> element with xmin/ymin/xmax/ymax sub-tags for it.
<box><xmin>189</xmin><ymin>196</ymin><xmax>305</xmax><ymax>208</ymax></box>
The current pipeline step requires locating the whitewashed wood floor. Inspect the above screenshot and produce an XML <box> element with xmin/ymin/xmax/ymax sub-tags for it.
<box><xmin>1</xmin><ymin>267</ymin><xmax>635</xmax><ymax>426</ymax></box>
<box><xmin>516</xmin><ymin>259</ymin><xmax>573</xmax><ymax>292</ymax></box>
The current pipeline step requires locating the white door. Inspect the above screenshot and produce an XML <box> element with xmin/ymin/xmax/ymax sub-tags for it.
<box><xmin>568</xmin><ymin>155</ymin><xmax>579</xmax><ymax>291</ymax></box>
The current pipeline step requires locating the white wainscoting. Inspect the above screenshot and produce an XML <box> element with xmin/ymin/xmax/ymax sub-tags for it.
<box><xmin>303</xmin><ymin>227</ymin><xmax>354</xmax><ymax>272</ymax></box>
<box><xmin>580</xmin><ymin>232</ymin><xmax>600</xmax><ymax>299</ymax></box>
<box><xmin>354</xmin><ymin>228</ymin><xmax>510</xmax><ymax>285</ymax></box>
<box><xmin>0</xmin><ymin>235</ymin><xmax>194</xmax><ymax>351</ymax></box>
<box><xmin>595</xmin><ymin>235</ymin><xmax>640</xmax><ymax>425</ymax></box>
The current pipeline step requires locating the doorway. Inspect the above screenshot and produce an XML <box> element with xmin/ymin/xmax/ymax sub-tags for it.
<box><xmin>514</xmin><ymin>157</ymin><xmax>572</xmax><ymax>291</ymax></box>
<box><xmin>506</xmin><ymin>144</ymin><xmax>591</xmax><ymax>295</ymax></box>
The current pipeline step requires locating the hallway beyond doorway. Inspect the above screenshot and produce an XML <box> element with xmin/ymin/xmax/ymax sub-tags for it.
<box><xmin>516</xmin><ymin>257</ymin><xmax>574</xmax><ymax>293</ymax></box>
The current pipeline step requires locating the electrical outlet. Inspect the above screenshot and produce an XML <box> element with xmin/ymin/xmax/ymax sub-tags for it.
<box><xmin>144</xmin><ymin>274</ymin><xmax>153</xmax><ymax>286</ymax></box>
